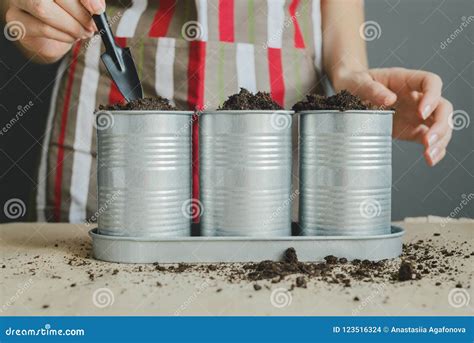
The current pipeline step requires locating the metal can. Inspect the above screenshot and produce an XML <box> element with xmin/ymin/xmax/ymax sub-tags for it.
<box><xmin>96</xmin><ymin>110</ymin><xmax>193</xmax><ymax>237</ymax></box>
<box><xmin>200</xmin><ymin>110</ymin><xmax>294</xmax><ymax>237</ymax></box>
<box><xmin>299</xmin><ymin>110</ymin><xmax>393</xmax><ymax>236</ymax></box>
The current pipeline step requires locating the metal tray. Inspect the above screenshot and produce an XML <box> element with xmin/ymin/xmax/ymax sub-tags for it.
<box><xmin>90</xmin><ymin>226</ymin><xmax>404</xmax><ymax>264</ymax></box>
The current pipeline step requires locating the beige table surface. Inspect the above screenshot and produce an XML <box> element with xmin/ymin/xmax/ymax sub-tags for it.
<box><xmin>0</xmin><ymin>218</ymin><xmax>472</xmax><ymax>316</ymax></box>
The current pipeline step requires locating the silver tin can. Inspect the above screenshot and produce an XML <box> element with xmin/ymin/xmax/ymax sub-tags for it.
<box><xmin>299</xmin><ymin>110</ymin><xmax>393</xmax><ymax>236</ymax></box>
<box><xmin>200</xmin><ymin>110</ymin><xmax>294</xmax><ymax>237</ymax></box>
<box><xmin>96</xmin><ymin>110</ymin><xmax>193</xmax><ymax>237</ymax></box>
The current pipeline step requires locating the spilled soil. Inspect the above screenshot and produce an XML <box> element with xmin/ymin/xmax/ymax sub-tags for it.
<box><xmin>99</xmin><ymin>96</ymin><xmax>177</xmax><ymax>111</ymax></box>
<box><xmin>292</xmin><ymin>90</ymin><xmax>386</xmax><ymax>112</ymax></box>
<box><xmin>53</xmin><ymin>234</ymin><xmax>471</xmax><ymax>292</ymax></box>
<box><xmin>167</xmin><ymin>238</ymin><xmax>469</xmax><ymax>292</ymax></box>
<box><xmin>11</xmin><ymin>231</ymin><xmax>471</xmax><ymax>312</ymax></box>
<box><xmin>219</xmin><ymin>88</ymin><xmax>283</xmax><ymax>111</ymax></box>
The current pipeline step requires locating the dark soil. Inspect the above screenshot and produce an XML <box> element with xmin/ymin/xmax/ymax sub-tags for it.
<box><xmin>15</xmin><ymin>235</ymin><xmax>468</xmax><ymax>297</ymax></box>
<box><xmin>283</xmin><ymin>247</ymin><xmax>298</xmax><ymax>264</ymax></box>
<box><xmin>57</xmin><ymin>238</ymin><xmax>467</xmax><ymax>292</ymax></box>
<box><xmin>296</xmin><ymin>276</ymin><xmax>307</xmax><ymax>288</ymax></box>
<box><xmin>397</xmin><ymin>262</ymin><xmax>414</xmax><ymax>281</ymax></box>
<box><xmin>219</xmin><ymin>88</ymin><xmax>283</xmax><ymax>111</ymax></box>
<box><xmin>99</xmin><ymin>96</ymin><xmax>177</xmax><ymax>111</ymax></box>
<box><xmin>292</xmin><ymin>90</ymin><xmax>385</xmax><ymax>112</ymax></box>
<box><xmin>221</xmin><ymin>239</ymin><xmax>467</xmax><ymax>290</ymax></box>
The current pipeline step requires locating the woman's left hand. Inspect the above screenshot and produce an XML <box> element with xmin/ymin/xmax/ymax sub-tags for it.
<box><xmin>331</xmin><ymin>67</ymin><xmax>453</xmax><ymax>166</ymax></box>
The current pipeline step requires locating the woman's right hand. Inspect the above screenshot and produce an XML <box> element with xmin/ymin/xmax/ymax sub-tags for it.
<box><xmin>5</xmin><ymin>0</ymin><xmax>105</xmax><ymax>63</ymax></box>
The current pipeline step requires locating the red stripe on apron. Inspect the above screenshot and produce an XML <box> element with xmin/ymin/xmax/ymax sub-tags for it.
<box><xmin>108</xmin><ymin>37</ymin><xmax>127</xmax><ymax>105</ymax></box>
<box><xmin>289</xmin><ymin>0</ymin><xmax>305</xmax><ymax>49</ymax></box>
<box><xmin>187</xmin><ymin>41</ymin><xmax>206</xmax><ymax>221</ymax></box>
<box><xmin>218</xmin><ymin>0</ymin><xmax>234</xmax><ymax>42</ymax></box>
<box><xmin>149</xmin><ymin>0</ymin><xmax>176</xmax><ymax>37</ymax></box>
<box><xmin>53</xmin><ymin>42</ymin><xmax>82</xmax><ymax>222</ymax></box>
<box><xmin>267</xmin><ymin>47</ymin><xmax>285</xmax><ymax>107</ymax></box>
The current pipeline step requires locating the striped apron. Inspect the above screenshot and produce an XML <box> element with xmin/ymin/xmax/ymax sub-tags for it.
<box><xmin>34</xmin><ymin>0</ymin><xmax>323</xmax><ymax>223</ymax></box>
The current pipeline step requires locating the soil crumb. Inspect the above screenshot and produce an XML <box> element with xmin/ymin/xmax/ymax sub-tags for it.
<box><xmin>283</xmin><ymin>248</ymin><xmax>298</xmax><ymax>264</ymax></box>
<box><xmin>292</xmin><ymin>90</ymin><xmax>385</xmax><ymax>112</ymax></box>
<box><xmin>296</xmin><ymin>276</ymin><xmax>307</xmax><ymax>288</ymax></box>
<box><xmin>99</xmin><ymin>96</ymin><xmax>177</xmax><ymax>111</ymax></box>
<box><xmin>398</xmin><ymin>261</ymin><xmax>414</xmax><ymax>281</ymax></box>
<box><xmin>219</xmin><ymin>88</ymin><xmax>283</xmax><ymax>111</ymax></box>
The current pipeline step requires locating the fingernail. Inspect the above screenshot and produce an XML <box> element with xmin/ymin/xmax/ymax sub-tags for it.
<box><xmin>429</xmin><ymin>147</ymin><xmax>439</xmax><ymax>160</ymax></box>
<box><xmin>428</xmin><ymin>134</ymin><xmax>438</xmax><ymax>146</ymax></box>
<box><xmin>422</xmin><ymin>105</ymin><xmax>431</xmax><ymax>119</ymax></box>
<box><xmin>90</xmin><ymin>0</ymin><xmax>105</xmax><ymax>14</ymax></box>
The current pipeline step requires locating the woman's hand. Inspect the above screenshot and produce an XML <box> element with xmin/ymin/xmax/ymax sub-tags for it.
<box><xmin>5</xmin><ymin>0</ymin><xmax>105</xmax><ymax>63</ymax></box>
<box><xmin>332</xmin><ymin>67</ymin><xmax>453</xmax><ymax>166</ymax></box>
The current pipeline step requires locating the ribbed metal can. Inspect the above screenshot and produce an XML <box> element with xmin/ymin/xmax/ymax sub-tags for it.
<box><xmin>96</xmin><ymin>110</ymin><xmax>193</xmax><ymax>237</ymax></box>
<box><xmin>200</xmin><ymin>110</ymin><xmax>294</xmax><ymax>237</ymax></box>
<box><xmin>299</xmin><ymin>110</ymin><xmax>393</xmax><ymax>236</ymax></box>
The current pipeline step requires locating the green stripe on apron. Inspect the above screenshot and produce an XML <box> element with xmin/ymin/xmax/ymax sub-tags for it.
<box><xmin>247</xmin><ymin>0</ymin><xmax>255</xmax><ymax>44</ymax></box>
<box><xmin>292</xmin><ymin>48</ymin><xmax>303</xmax><ymax>101</ymax></box>
<box><xmin>217</xmin><ymin>43</ymin><xmax>226</xmax><ymax>104</ymax></box>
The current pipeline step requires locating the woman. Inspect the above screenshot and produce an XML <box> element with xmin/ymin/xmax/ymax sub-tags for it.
<box><xmin>5</xmin><ymin>0</ymin><xmax>453</xmax><ymax>223</ymax></box>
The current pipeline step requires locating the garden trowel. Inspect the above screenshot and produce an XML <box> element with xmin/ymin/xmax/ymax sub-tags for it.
<box><xmin>93</xmin><ymin>12</ymin><xmax>143</xmax><ymax>102</ymax></box>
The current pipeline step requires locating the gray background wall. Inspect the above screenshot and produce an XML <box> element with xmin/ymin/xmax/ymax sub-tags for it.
<box><xmin>365</xmin><ymin>0</ymin><xmax>473</xmax><ymax>219</ymax></box>
<box><xmin>0</xmin><ymin>0</ymin><xmax>472</xmax><ymax>222</ymax></box>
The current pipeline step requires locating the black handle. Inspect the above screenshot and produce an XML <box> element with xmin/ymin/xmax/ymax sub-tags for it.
<box><xmin>93</xmin><ymin>12</ymin><xmax>125</xmax><ymax>71</ymax></box>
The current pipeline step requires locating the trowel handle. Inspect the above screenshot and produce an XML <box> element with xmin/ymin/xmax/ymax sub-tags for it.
<box><xmin>93</xmin><ymin>12</ymin><xmax>124</xmax><ymax>71</ymax></box>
